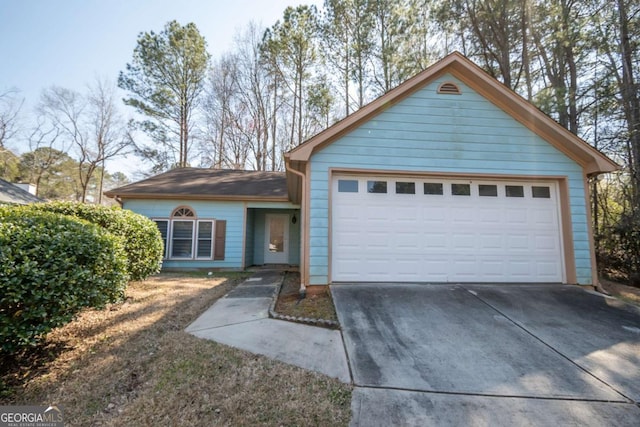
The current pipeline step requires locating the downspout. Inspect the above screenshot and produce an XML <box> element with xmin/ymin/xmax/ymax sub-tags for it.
<box><xmin>285</xmin><ymin>159</ymin><xmax>307</xmax><ymax>297</ymax></box>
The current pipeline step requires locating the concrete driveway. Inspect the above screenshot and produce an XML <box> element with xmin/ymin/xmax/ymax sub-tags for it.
<box><xmin>331</xmin><ymin>283</ymin><xmax>640</xmax><ymax>426</ymax></box>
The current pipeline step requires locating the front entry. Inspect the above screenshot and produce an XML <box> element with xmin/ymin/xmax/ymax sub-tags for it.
<box><xmin>264</xmin><ymin>214</ymin><xmax>289</xmax><ymax>264</ymax></box>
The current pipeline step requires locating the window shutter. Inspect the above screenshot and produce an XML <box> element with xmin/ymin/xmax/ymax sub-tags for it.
<box><xmin>214</xmin><ymin>220</ymin><xmax>226</xmax><ymax>260</ymax></box>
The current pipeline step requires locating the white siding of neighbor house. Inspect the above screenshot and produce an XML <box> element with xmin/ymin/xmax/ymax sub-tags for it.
<box><xmin>307</xmin><ymin>73</ymin><xmax>591</xmax><ymax>285</ymax></box>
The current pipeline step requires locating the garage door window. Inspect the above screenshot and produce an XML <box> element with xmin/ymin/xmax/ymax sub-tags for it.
<box><xmin>479</xmin><ymin>184</ymin><xmax>498</xmax><ymax>197</ymax></box>
<box><xmin>338</xmin><ymin>179</ymin><xmax>359</xmax><ymax>193</ymax></box>
<box><xmin>396</xmin><ymin>182</ymin><xmax>415</xmax><ymax>194</ymax></box>
<box><xmin>424</xmin><ymin>183</ymin><xmax>443</xmax><ymax>195</ymax></box>
<box><xmin>506</xmin><ymin>185</ymin><xmax>525</xmax><ymax>197</ymax></box>
<box><xmin>532</xmin><ymin>186</ymin><xmax>551</xmax><ymax>198</ymax></box>
<box><xmin>368</xmin><ymin>181</ymin><xmax>387</xmax><ymax>193</ymax></box>
<box><xmin>452</xmin><ymin>183</ymin><xmax>471</xmax><ymax>196</ymax></box>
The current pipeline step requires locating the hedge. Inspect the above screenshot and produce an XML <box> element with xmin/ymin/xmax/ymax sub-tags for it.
<box><xmin>27</xmin><ymin>202</ymin><xmax>163</xmax><ymax>281</ymax></box>
<box><xmin>0</xmin><ymin>207</ymin><xmax>129</xmax><ymax>353</ymax></box>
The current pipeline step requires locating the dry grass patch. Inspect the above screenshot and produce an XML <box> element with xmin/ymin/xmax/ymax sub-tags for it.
<box><xmin>1</xmin><ymin>272</ymin><xmax>352</xmax><ymax>426</ymax></box>
<box><xmin>275</xmin><ymin>272</ymin><xmax>339</xmax><ymax>323</ymax></box>
<box><xmin>600</xmin><ymin>278</ymin><xmax>640</xmax><ymax>306</ymax></box>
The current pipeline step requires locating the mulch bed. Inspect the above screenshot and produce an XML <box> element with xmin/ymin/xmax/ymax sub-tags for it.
<box><xmin>274</xmin><ymin>271</ymin><xmax>339</xmax><ymax>323</ymax></box>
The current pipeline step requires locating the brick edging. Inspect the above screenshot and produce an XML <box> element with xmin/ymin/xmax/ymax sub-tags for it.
<box><xmin>268</xmin><ymin>272</ymin><xmax>340</xmax><ymax>329</ymax></box>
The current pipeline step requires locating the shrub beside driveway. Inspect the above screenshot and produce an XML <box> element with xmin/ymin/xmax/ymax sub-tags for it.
<box><xmin>1</xmin><ymin>273</ymin><xmax>352</xmax><ymax>426</ymax></box>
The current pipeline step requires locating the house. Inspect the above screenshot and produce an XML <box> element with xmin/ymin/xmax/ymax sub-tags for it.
<box><xmin>0</xmin><ymin>179</ymin><xmax>42</xmax><ymax>205</ymax></box>
<box><xmin>106</xmin><ymin>52</ymin><xmax>618</xmax><ymax>290</ymax></box>
<box><xmin>104</xmin><ymin>168</ymin><xmax>300</xmax><ymax>270</ymax></box>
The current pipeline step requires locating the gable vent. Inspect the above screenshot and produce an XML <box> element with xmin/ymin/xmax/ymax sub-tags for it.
<box><xmin>437</xmin><ymin>82</ymin><xmax>461</xmax><ymax>95</ymax></box>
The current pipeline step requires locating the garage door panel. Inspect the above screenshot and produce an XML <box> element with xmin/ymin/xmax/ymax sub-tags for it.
<box><xmin>422</xmin><ymin>206</ymin><xmax>447</xmax><ymax>222</ymax></box>
<box><xmin>477</xmin><ymin>209</ymin><xmax>503</xmax><ymax>224</ymax></box>
<box><xmin>506</xmin><ymin>233</ymin><xmax>530</xmax><ymax>250</ymax></box>
<box><xmin>425</xmin><ymin>232</ymin><xmax>448</xmax><ymax>248</ymax></box>
<box><xmin>332</xmin><ymin>176</ymin><xmax>563</xmax><ymax>283</ymax></box>
<box><xmin>505</xmin><ymin>208</ymin><xmax>528</xmax><ymax>224</ymax></box>
<box><xmin>479</xmin><ymin>233</ymin><xmax>503</xmax><ymax>249</ymax></box>
<box><xmin>535</xmin><ymin>234</ymin><xmax>559</xmax><ymax>250</ymax></box>
<box><xmin>536</xmin><ymin>261</ymin><xmax>561</xmax><ymax>278</ymax></box>
<box><xmin>478</xmin><ymin>258</ymin><xmax>506</xmax><ymax>277</ymax></box>
<box><xmin>532</xmin><ymin>209</ymin><xmax>556</xmax><ymax>225</ymax></box>
<box><xmin>394</xmin><ymin>234</ymin><xmax>421</xmax><ymax>249</ymax></box>
<box><xmin>452</xmin><ymin>233</ymin><xmax>476</xmax><ymax>249</ymax></box>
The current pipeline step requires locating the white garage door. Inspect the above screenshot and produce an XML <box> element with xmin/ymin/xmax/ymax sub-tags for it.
<box><xmin>331</xmin><ymin>175</ymin><xmax>564</xmax><ymax>283</ymax></box>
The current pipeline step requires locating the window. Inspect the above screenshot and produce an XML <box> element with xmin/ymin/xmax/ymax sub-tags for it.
<box><xmin>154</xmin><ymin>220</ymin><xmax>168</xmax><ymax>258</ymax></box>
<box><xmin>532</xmin><ymin>186</ymin><xmax>551</xmax><ymax>198</ymax></box>
<box><xmin>173</xmin><ymin>207</ymin><xmax>195</xmax><ymax>217</ymax></box>
<box><xmin>367</xmin><ymin>180</ymin><xmax>387</xmax><ymax>193</ymax></box>
<box><xmin>424</xmin><ymin>183</ymin><xmax>443</xmax><ymax>195</ymax></box>
<box><xmin>452</xmin><ymin>183</ymin><xmax>471</xmax><ymax>196</ymax></box>
<box><xmin>154</xmin><ymin>207</ymin><xmax>220</xmax><ymax>260</ymax></box>
<box><xmin>338</xmin><ymin>179</ymin><xmax>358</xmax><ymax>193</ymax></box>
<box><xmin>479</xmin><ymin>184</ymin><xmax>498</xmax><ymax>197</ymax></box>
<box><xmin>395</xmin><ymin>181</ymin><xmax>415</xmax><ymax>194</ymax></box>
<box><xmin>197</xmin><ymin>221</ymin><xmax>213</xmax><ymax>258</ymax></box>
<box><xmin>171</xmin><ymin>221</ymin><xmax>194</xmax><ymax>258</ymax></box>
<box><xmin>506</xmin><ymin>185</ymin><xmax>525</xmax><ymax>197</ymax></box>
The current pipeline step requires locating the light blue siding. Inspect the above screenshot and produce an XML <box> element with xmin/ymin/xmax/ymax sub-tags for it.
<box><xmin>308</xmin><ymin>73</ymin><xmax>591</xmax><ymax>285</ymax></box>
<box><xmin>123</xmin><ymin>199</ymin><xmax>245</xmax><ymax>269</ymax></box>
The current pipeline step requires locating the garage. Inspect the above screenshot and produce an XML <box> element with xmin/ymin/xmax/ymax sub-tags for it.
<box><xmin>331</xmin><ymin>175</ymin><xmax>565</xmax><ymax>283</ymax></box>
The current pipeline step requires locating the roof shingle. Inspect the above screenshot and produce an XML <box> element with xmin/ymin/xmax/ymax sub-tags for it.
<box><xmin>104</xmin><ymin>168</ymin><xmax>288</xmax><ymax>200</ymax></box>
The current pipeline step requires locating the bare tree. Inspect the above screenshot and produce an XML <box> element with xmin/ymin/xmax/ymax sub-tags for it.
<box><xmin>21</xmin><ymin>118</ymin><xmax>67</xmax><ymax>198</ymax></box>
<box><xmin>235</xmin><ymin>23</ymin><xmax>273</xmax><ymax>170</ymax></box>
<box><xmin>38</xmin><ymin>81</ymin><xmax>129</xmax><ymax>203</ymax></box>
<box><xmin>0</xmin><ymin>88</ymin><xmax>23</xmax><ymax>148</ymax></box>
<box><xmin>204</xmin><ymin>54</ymin><xmax>240</xmax><ymax>168</ymax></box>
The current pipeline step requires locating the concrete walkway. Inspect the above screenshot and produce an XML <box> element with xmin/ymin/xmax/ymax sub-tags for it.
<box><xmin>185</xmin><ymin>270</ymin><xmax>350</xmax><ymax>383</ymax></box>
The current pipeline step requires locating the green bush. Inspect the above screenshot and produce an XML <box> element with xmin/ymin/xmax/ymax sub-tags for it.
<box><xmin>28</xmin><ymin>202</ymin><xmax>163</xmax><ymax>281</ymax></box>
<box><xmin>0</xmin><ymin>207</ymin><xmax>129</xmax><ymax>354</ymax></box>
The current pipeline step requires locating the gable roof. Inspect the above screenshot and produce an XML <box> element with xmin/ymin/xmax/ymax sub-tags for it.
<box><xmin>104</xmin><ymin>168</ymin><xmax>289</xmax><ymax>201</ymax></box>
<box><xmin>0</xmin><ymin>179</ymin><xmax>42</xmax><ymax>204</ymax></box>
<box><xmin>286</xmin><ymin>51</ymin><xmax>618</xmax><ymax>178</ymax></box>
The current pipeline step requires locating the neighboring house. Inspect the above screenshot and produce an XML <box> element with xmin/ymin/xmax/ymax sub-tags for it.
<box><xmin>106</xmin><ymin>52</ymin><xmax>618</xmax><ymax>289</ymax></box>
<box><xmin>0</xmin><ymin>179</ymin><xmax>42</xmax><ymax>205</ymax></box>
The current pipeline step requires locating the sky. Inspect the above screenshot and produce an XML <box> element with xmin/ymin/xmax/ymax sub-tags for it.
<box><xmin>0</xmin><ymin>0</ymin><xmax>321</xmax><ymax>177</ymax></box>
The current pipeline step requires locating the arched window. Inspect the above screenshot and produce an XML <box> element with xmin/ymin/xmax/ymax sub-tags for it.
<box><xmin>153</xmin><ymin>206</ymin><xmax>222</xmax><ymax>260</ymax></box>
<box><xmin>172</xmin><ymin>207</ymin><xmax>195</xmax><ymax>217</ymax></box>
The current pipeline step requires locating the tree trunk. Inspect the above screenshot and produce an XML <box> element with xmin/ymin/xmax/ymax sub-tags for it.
<box><xmin>617</xmin><ymin>0</ymin><xmax>640</xmax><ymax>204</ymax></box>
<box><xmin>521</xmin><ymin>0</ymin><xmax>533</xmax><ymax>100</ymax></box>
<box><xmin>271</xmin><ymin>76</ymin><xmax>278</xmax><ymax>171</ymax></box>
<box><xmin>297</xmin><ymin>62</ymin><xmax>303</xmax><ymax>146</ymax></box>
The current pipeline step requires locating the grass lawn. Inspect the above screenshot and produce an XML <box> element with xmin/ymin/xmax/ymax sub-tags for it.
<box><xmin>0</xmin><ymin>273</ymin><xmax>352</xmax><ymax>426</ymax></box>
